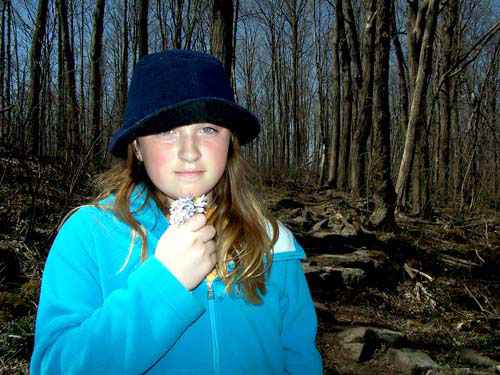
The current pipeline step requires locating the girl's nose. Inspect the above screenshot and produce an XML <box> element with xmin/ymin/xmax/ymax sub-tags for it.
<box><xmin>178</xmin><ymin>134</ymin><xmax>201</xmax><ymax>162</ymax></box>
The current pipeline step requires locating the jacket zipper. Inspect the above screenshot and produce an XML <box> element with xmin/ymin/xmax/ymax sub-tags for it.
<box><xmin>207</xmin><ymin>280</ymin><xmax>219</xmax><ymax>375</ymax></box>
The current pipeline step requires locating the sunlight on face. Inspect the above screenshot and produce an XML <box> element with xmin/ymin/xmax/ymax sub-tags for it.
<box><xmin>136</xmin><ymin>123</ymin><xmax>231</xmax><ymax>205</ymax></box>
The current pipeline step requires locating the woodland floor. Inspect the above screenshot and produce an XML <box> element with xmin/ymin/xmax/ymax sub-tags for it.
<box><xmin>0</xmin><ymin>149</ymin><xmax>499</xmax><ymax>374</ymax></box>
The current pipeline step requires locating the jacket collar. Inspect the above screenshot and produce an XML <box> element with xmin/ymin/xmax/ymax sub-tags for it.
<box><xmin>98</xmin><ymin>183</ymin><xmax>169</xmax><ymax>240</ymax></box>
<box><xmin>129</xmin><ymin>184</ymin><xmax>169</xmax><ymax>239</ymax></box>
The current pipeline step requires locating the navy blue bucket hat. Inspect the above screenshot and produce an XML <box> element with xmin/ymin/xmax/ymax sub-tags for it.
<box><xmin>110</xmin><ymin>49</ymin><xmax>261</xmax><ymax>158</ymax></box>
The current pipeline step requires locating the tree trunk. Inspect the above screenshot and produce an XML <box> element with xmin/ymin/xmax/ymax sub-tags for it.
<box><xmin>395</xmin><ymin>0</ymin><xmax>439</xmax><ymax>216</ymax></box>
<box><xmin>336</xmin><ymin>0</ymin><xmax>353</xmax><ymax>192</ymax></box>
<box><xmin>56</xmin><ymin>19</ymin><xmax>66</xmax><ymax>160</ymax></box>
<box><xmin>136</xmin><ymin>0</ymin><xmax>148</xmax><ymax>58</ymax></box>
<box><xmin>284</xmin><ymin>0</ymin><xmax>302</xmax><ymax>169</ymax></box>
<box><xmin>437</xmin><ymin>1</ymin><xmax>459</xmax><ymax>200</ymax></box>
<box><xmin>327</xmin><ymin>0</ymin><xmax>341</xmax><ymax>188</ymax></box>
<box><xmin>89</xmin><ymin>0</ymin><xmax>106</xmax><ymax>169</ymax></box>
<box><xmin>350</xmin><ymin>0</ymin><xmax>376</xmax><ymax>197</ymax></box>
<box><xmin>120</xmin><ymin>0</ymin><xmax>129</xmax><ymax>121</ymax></box>
<box><xmin>210</xmin><ymin>0</ymin><xmax>233</xmax><ymax>79</ymax></box>
<box><xmin>3</xmin><ymin>1</ymin><xmax>12</xmax><ymax>147</ymax></box>
<box><xmin>343</xmin><ymin>0</ymin><xmax>362</xmax><ymax>88</ymax></box>
<box><xmin>0</xmin><ymin>2</ymin><xmax>5</xmax><ymax>142</ymax></box>
<box><xmin>312</xmin><ymin>0</ymin><xmax>327</xmax><ymax>186</ymax></box>
<box><xmin>28</xmin><ymin>0</ymin><xmax>49</xmax><ymax>157</ymax></box>
<box><xmin>390</xmin><ymin>0</ymin><xmax>408</xmax><ymax>136</ymax></box>
<box><xmin>174</xmin><ymin>0</ymin><xmax>185</xmax><ymax>48</ymax></box>
<box><xmin>57</xmin><ymin>0</ymin><xmax>81</xmax><ymax>158</ymax></box>
<box><xmin>368</xmin><ymin>0</ymin><xmax>396</xmax><ymax>230</ymax></box>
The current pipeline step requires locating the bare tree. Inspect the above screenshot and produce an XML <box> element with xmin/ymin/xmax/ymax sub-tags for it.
<box><xmin>312</xmin><ymin>0</ymin><xmax>328</xmax><ymax>186</ymax></box>
<box><xmin>57</xmin><ymin>0</ymin><xmax>81</xmax><ymax>157</ymax></box>
<box><xmin>395</xmin><ymin>0</ymin><xmax>439</xmax><ymax>216</ymax></box>
<box><xmin>350</xmin><ymin>0</ymin><xmax>376</xmax><ymax>197</ymax></box>
<box><xmin>211</xmin><ymin>0</ymin><xmax>233</xmax><ymax>78</ymax></box>
<box><xmin>120</xmin><ymin>0</ymin><xmax>130</xmax><ymax>119</ymax></box>
<box><xmin>436</xmin><ymin>0</ymin><xmax>459</xmax><ymax>199</ymax></box>
<box><xmin>390</xmin><ymin>0</ymin><xmax>409</xmax><ymax>137</ymax></box>
<box><xmin>368</xmin><ymin>0</ymin><xmax>396</xmax><ymax>229</ymax></box>
<box><xmin>27</xmin><ymin>0</ymin><xmax>49</xmax><ymax>156</ymax></box>
<box><xmin>89</xmin><ymin>0</ymin><xmax>106</xmax><ymax>168</ymax></box>
<box><xmin>136</xmin><ymin>0</ymin><xmax>149</xmax><ymax>58</ymax></box>
<box><xmin>336</xmin><ymin>0</ymin><xmax>353</xmax><ymax>192</ymax></box>
<box><xmin>173</xmin><ymin>0</ymin><xmax>185</xmax><ymax>48</ymax></box>
<box><xmin>327</xmin><ymin>0</ymin><xmax>341</xmax><ymax>188</ymax></box>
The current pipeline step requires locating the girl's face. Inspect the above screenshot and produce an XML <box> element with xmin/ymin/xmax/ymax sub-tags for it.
<box><xmin>135</xmin><ymin>123</ymin><xmax>230</xmax><ymax>205</ymax></box>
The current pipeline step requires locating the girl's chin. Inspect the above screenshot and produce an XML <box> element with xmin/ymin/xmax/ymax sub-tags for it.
<box><xmin>164</xmin><ymin>191</ymin><xmax>213</xmax><ymax>203</ymax></box>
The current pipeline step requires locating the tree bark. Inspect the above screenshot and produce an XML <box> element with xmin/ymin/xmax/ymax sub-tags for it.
<box><xmin>390</xmin><ymin>0</ymin><xmax>408</xmax><ymax>135</ymax></box>
<box><xmin>283</xmin><ymin>0</ymin><xmax>306</xmax><ymax>169</ymax></box>
<box><xmin>368</xmin><ymin>0</ymin><xmax>396</xmax><ymax>230</ymax></box>
<box><xmin>57</xmin><ymin>0</ymin><xmax>81</xmax><ymax>157</ymax></box>
<box><xmin>27</xmin><ymin>0</ymin><xmax>49</xmax><ymax>157</ymax></box>
<box><xmin>174</xmin><ymin>0</ymin><xmax>185</xmax><ymax>48</ymax></box>
<box><xmin>89</xmin><ymin>0</ymin><xmax>106</xmax><ymax>169</ymax></box>
<box><xmin>0</xmin><ymin>2</ymin><xmax>5</xmax><ymax>142</ymax></box>
<box><xmin>350</xmin><ymin>0</ymin><xmax>376</xmax><ymax>197</ymax></box>
<box><xmin>327</xmin><ymin>0</ymin><xmax>341</xmax><ymax>188</ymax></box>
<box><xmin>336</xmin><ymin>0</ymin><xmax>353</xmax><ymax>192</ymax></box>
<box><xmin>395</xmin><ymin>0</ymin><xmax>439</xmax><ymax>216</ymax></box>
<box><xmin>210</xmin><ymin>0</ymin><xmax>233</xmax><ymax>79</ymax></box>
<box><xmin>136</xmin><ymin>0</ymin><xmax>148</xmax><ymax>58</ymax></box>
<box><xmin>312</xmin><ymin>0</ymin><xmax>327</xmax><ymax>186</ymax></box>
<box><xmin>56</xmin><ymin>18</ymin><xmax>66</xmax><ymax>160</ymax></box>
<box><xmin>120</xmin><ymin>0</ymin><xmax>129</xmax><ymax>120</ymax></box>
<box><xmin>437</xmin><ymin>0</ymin><xmax>459</xmax><ymax>199</ymax></box>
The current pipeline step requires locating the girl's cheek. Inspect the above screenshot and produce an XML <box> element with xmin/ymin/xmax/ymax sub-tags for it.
<box><xmin>149</xmin><ymin>144</ymin><xmax>174</xmax><ymax>165</ymax></box>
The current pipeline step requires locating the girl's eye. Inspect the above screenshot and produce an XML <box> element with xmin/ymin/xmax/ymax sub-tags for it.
<box><xmin>200</xmin><ymin>126</ymin><xmax>218</xmax><ymax>135</ymax></box>
<box><xmin>157</xmin><ymin>130</ymin><xmax>177</xmax><ymax>140</ymax></box>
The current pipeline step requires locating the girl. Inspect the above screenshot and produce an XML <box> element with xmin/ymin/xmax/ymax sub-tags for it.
<box><xmin>30</xmin><ymin>49</ymin><xmax>322</xmax><ymax>374</ymax></box>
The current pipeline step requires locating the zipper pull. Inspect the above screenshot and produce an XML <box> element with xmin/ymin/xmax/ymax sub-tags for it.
<box><xmin>207</xmin><ymin>281</ymin><xmax>214</xmax><ymax>300</ymax></box>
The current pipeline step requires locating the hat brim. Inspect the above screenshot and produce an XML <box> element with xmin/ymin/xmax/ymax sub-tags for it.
<box><xmin>110</xmin><ymin>98</ymin><xmax>260</xmax><ymax>158</ymax></box>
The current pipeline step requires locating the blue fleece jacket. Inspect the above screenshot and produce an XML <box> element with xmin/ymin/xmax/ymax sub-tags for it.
<box><xmin>30</xmin><ymin>187</ymin><xmax>322</xmax><ymax>374</ymax></box>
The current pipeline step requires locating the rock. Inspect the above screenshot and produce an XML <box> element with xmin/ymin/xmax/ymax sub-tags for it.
<box><xmin>304</xmin><ymin>261</ymin><xmax>367</xmax><ymax>289</ymax></box>
<box><xmin>460</xmin><ymin>349</ymin><xmax>499</xmax><ymax>368</ymax></box>
<box><xmin>311</xmin><ymin>218</ymin><xmax>330</xmax><ymax>232</ymax></box>
<box><xmin>372</xmin><ymin>327</ymin><xmax>406</xmax><ymax>347</ymax></box>
<box><xmin>320</xmin><ymin>249</ymin><xmax>385</xmax><ymax>274</ymax></box>
<box><xmin>310</xmin><ymin>228</ymin><xmax>342</xmax><ymax>238</ymax></box>
<box><xmin>313</xmin><ymin>301</ymin><xmax>335</xmax><ymax>321</ymax></box>
<box><xmin>321</xmin><ymin>267</ymin><xmax>366</xmax><ymax>288</ymax></box>
<box><xmin>336</xmin><ymin>327</ymin><xmax>377</xmax><ymax>362</ymax></box>
<box><xmin>336</xmin><ymin>326</ymin><xmax>405</xmax><ymax>363</ymax></box>
<box><xmin>387</xmin><ymin>348</ymin><xmax>439</xmax><ymax>374</ymax></box>
<box><xmin>342</xmin><ymin>342</ymin><xmax>365</xmax><ymax>362</ymax></box>
<box><xmin>336</xmin><ymin>326</ymin><xmax>368</xmax><ymax>343</ymax></box>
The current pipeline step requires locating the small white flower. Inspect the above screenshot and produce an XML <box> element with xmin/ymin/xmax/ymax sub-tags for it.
<box><xmin>169</xmin><ymin>195</ymin><xmax>207</xmax><ymax>226</ymax></box>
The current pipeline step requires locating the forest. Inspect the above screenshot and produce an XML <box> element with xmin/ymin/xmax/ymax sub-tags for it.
<box><xmin>0</xmin><ymin>0</ymin><xmax>499</xmax><ymax>374</ymax></box>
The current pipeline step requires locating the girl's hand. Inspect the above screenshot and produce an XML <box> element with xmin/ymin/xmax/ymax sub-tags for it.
<box><xmin>155</xmin><ymin>214</ymin><xmax>216</xmax><ymax>290</ymax></box>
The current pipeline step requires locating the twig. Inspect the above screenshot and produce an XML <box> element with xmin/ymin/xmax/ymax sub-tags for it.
<box><xmin>453</xmin><ymin>218</ymin><xmax>500</xmax><ymax>229</ymax></box>
<box><xmin>404</xmin><ymin>263</ymin><xmax>434</xmax><ymax>282</ymax></box>
<box><xmin>439</xmin><ymin>254</ymin><xmax>480</xmax><ymax>268</ymax></box>
<box><xmin>463</xmin><ymin>283</ymin><xmax>490</xmax><ymax>315</ymax></box>
<box><xmin>474</xmin><ymin>247</ymin><xmax>485</xmax><ymax>264</ymax></box>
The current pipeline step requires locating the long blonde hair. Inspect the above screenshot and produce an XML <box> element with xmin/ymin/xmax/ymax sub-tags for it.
<box><xmin>92</xmin><ymin>136</ymin><xmax>278</xmax><ymax>304</ymax></box>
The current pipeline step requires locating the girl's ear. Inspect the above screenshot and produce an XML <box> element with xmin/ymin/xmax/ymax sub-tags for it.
<box><xmin>133</xmin><ymin>140</ymin><xmax>143</xmax><ymax>162</ymax></box>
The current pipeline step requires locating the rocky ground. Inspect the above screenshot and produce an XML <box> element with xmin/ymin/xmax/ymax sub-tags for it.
<box><xmin>1</xmin><ymin>152</ymin><xmax>499</xmax><ymax>374</ymax></box>
<box><xmin>268</xmin><ymin>184</ymin><xmax>500</xmax><ymax>375</ymax></box>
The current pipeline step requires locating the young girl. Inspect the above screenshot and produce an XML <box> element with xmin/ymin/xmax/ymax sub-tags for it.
<box><xmin>30</xmin><ymin>49</ymin><xmax>322</xmax><ymax>374</ymax></box>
